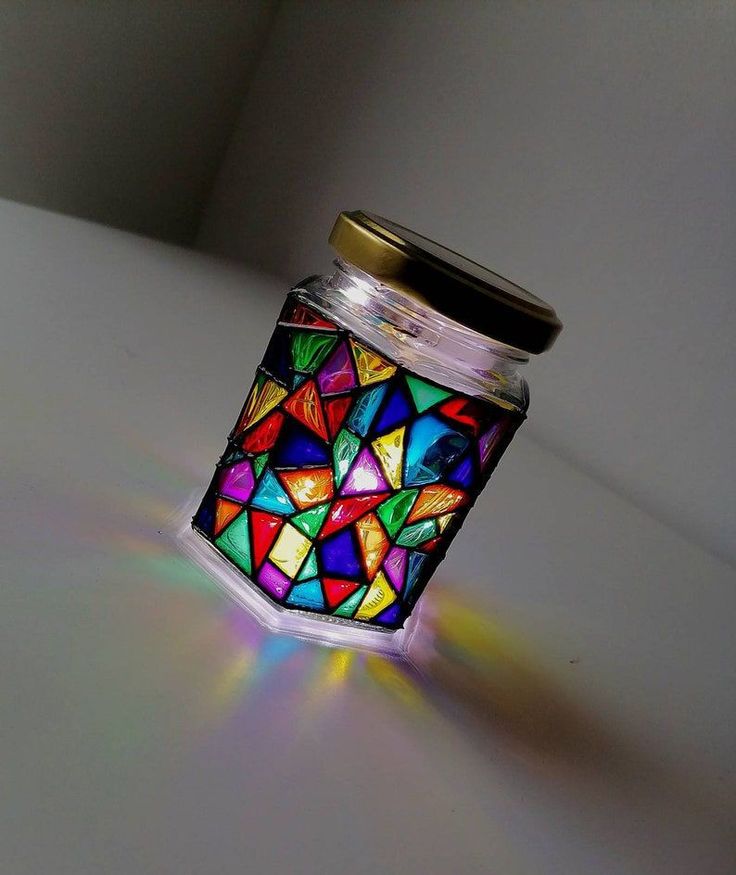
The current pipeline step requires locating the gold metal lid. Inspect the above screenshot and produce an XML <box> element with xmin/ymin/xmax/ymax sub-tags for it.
<box><xmin>329</xmin><ymin>210</ymin><xmax>562</xmax><ymax>354</ymax></box>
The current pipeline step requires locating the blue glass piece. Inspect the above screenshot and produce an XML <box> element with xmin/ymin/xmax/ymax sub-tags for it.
<box><xmin>374</xmin><ymin>602</ymin><xmax>402</xmax><ymax>627</ymax></box>
<box><xmin>193</xmin><ymin>487</ymin><xmax>216</xmax><ymax>536</ymax></box>
<box><xmin>447</xmin><ymin>453</ymin><xmax>475</xmax><ymax>490</ymax></box>
<box><xmin>260</xmin><ymin>326</ymin><xmax>291</xmax><ymax>384</ymax></box>
<box><xmin>347</xmin><ymin>384</ymin><xmax>387</xmax><ymax>437</ymax></box>
<box><xmin>220</xmin><ymin>444</ymin><xmax>246</xmax><ymax>467</ymax></box>
<box><xmin>320</xmin><ymin>528</ymin><xmax>362</xmax><ymax>578</ymax></box>
<box><xmin>286</xmin><ymin>578</ymin><xmax>325</xmax><ymax>610</ymax></box>
<box><xmin>292</xmin><ymin>373</ymin><xmax>307</xmax><ymax>389</ymax></box>
<box><xmin>272</xmin><ymin>421</ymin><xmax>329</xmax><ymax>467</ymax></box>
<box><xmin>405</xmin><ymin>552</ymin><xmax>428</xmax><ymax>598</ymax></box>
<box><xmin>404</xmin><ymin>415</ymin><xmax>469</xmax><ymax>486</ymax></box>
<box><xmin>251</xmin><ymin>468</ymin><xmax>296</xmax><ymax>514</ymax></box>
<box><xmin>374</xmin><ymin>386</ymin><xmax>412</xmax><ymax>433</ymax></box>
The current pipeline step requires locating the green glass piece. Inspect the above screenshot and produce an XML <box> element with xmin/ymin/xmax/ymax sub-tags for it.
<box><xmin>405</xmin><ymin>374</ymin><xmax>452</xmax><ymax>413</ymax></box>
<box><xmin>215</xmin><ymin>510</ymin><xmax>252</xmax><ymax>574</ymax></box>
<box><xmin>396</xmin><ymin>518</ymin><xmax>438</xmax><ymax>547</ymax></box>
<box><xmin>376</xmin><ymin>489</ymin><xmax>419</xmax><ymax>538</ymax></box>
<box><xmin>292</xmin><ymin>502</ymin><xmax>330</xmax><ymax>538</ymax></box>
<box><xmin>333</xmin><ymin>428</ymin><xmax>361</xmax><ymax>487</ymax></box>
<box><xmin>332</xmin><ymin>585</ymin><xmax>367</xmax><ymax>618</ymax></box>
<box><xmin>253</xmin><ymin>453</ymin><xmax>269</xmax><ymax>477</ymax></box>
<box><xmin>296</xmin><ymin>548</ymin><xmax>318</xmax><ymax>581</ymax></box>
<box><xmin>290</xmin><ymin>331</ymin><xmax>337</xmax><ymax>373</ymax></box>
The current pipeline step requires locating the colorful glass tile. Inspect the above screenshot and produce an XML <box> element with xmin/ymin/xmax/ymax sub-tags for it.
<box><xmin>193</xmin><ymin>488</ymin><xmax>216</xmax><ymax>536</ymax></box>
<box><xmin>404</xmin><ymin>415</ymin><xmax>469</xmax><ymax>486</ymax></box>
<box><xmin>268</xmin><ymin>522</ymin><xmax>312</xmax><ymax>578</ymax></box>
<box><xmin>296</xmin><ymin>547</ymin><xmax>319</xmax><ymax>580</ymax></box>
<box><xmin>258</xmin><ymin>561</ymin><xmax>292</xmax><ymax>601</ymax></box>
<box><xmin>218</xmin><ymin>459</ymin><xmax>255</xmax><ymax>504</ymax></box>
<box><xmin>375</xmin><ymin>386</ymin><xmax>412</xmax><ymax>432</ymax></box>
<box><xmin>281</xmin><ymin>301</ymin><xmax>337</xmax><ymax>330</ymax></box>
<box><xmin>407</xmin><ymin>484</ymin><xmax>467</xmax><ymax>522</ymax></box>
<box><xmin>215</xmin><ymin>510</ymin><xmax>252</xmax><ymax>574</ymax></box>
<box><xmin>320</xmin><ymin>528</ymin><xmax>362</xmax><ymax>577</ymax></box>
<box><xmin>332</xmin><ymin>585</ymin><xmax>367</xmax><ymax>618</ymax></box>
<box><xmin>332</xmin><ymin>428</ymin><xmax>361</xmax><ymax>488</ymax></box>
<box><xmin>447</xmin><ymin>453</ymin><xmax>475</xmax><ymax>490</ymax></box>
<box><xmin>319</xmin><ymin>493</ymin><xmax>388</xmax><ymax>538</ymax></box>
<box><xmin>241</xmin><ymin>411</ymin><xmax>284</xmax><ymax>453</ymax></box>
<box><xmin>286</xmin><ymin>578</ymin><xmax>325</xmax><ymax>610</ymax></box>
<box><xmin>341</xmin><ymin>447</ymin><xmax>389</xmax><ymax>495</ymax></box>
<box><xmin>355</xmin><ymin>513</ymin><xmax>390</xmax><ymax>580</ymax></box>
<box><xmin>371</xmin><ymin>426</ymin><xmax>405</xmax><ymax>491</ymax></box>
<box><xmin>405</xmin><ymin>374</ymin><xmax>452</xmax><ymax>413</ymax></box>
<box><xmin>221</xmin><ymin>445</ymin><xmax>247</xmax><ymax>467</ymax></box>
<box><xmin>251</xmin><ymin>469</ymin><xmax>296</xmax><ymax>515</ymax></box>
<box><xmin>290</xmin><ymin>331</ymin><xmax>337</xmax><ymax>373</ymax></box>
<box><xmin>272</xmin><ymin>421</ymin><xmax>330</xmax><ymax>467</ymax></box>
<box><xmin>376</xmin><ymin>489</ymin><xmax>418</xmax><ymax>538</ymax></box>
<box><xmin>253</xmin><ymin>453</ymin><xmax>269</xmax><ymax>477</ymax></box>
<box><xmin>291</xmin><ymin>502</ymin><xmax>330</xmax><ymax>538</ymax></box>
<box><xmin>479</xmin><ymin>421</ymin><xmax>507</xmax><ymax>469</ymax></box>
<box><xmin>383</xmin><ymin>546</ymin><xmax>408</xmax><ymax>592</ymax></box>
<box><xmin>354</xmin><ymin>571</ymin><xmax>396</xmax><ymax>621</ymax></box>
<box><xmin>347</xmin><ymin>383</ymin><xmax>387</xmax><ymax>437</ymax></box>
<box><xmin>374</xmin><ymin>602</ymin><xmax>402</xmax><ymax>627</ymax></box>
<box><xmin>324</xmin><ymin>396</ymin><xmax>352</xmax><ymax>438</ymax></box>
<box><xmin>405</xmin><ymin>552</ymin><xmax>427</xmax><ymax>598</ymax></box>
<box><xmin>396</xmin><ymin>518</ymin><xmax>438</xmax><ymax>547</ymax></box>
<box><xmin>436</xmin><ymin>513</ymin><xmax>454</xmax><ymax>533</ymax></box>
<box><xmin>250</xmin><ymin>510</ymin><xmax>283</xmax><ymax>568</ymax></box>
<box><xmin>323</xmin><ymin>578</ymin><xmax>361</xmax><ymax>610</ymax></box>
<box><xmin>283</xmin><ymin>380</ymin><xmax>328</xmax><ymax>440</ymax></box>
<box><xmin>439</xmin><ymin>396</ymin><xmax>488</xmax><ymax>436</ymax></box>
<box><xmin>235</xmin><ymin>377</ymin><xmax>287</xmax><ymax>434</ymax></box>
<box><xmin>279</xmin><ymin>467</ymin><xmax>333</xmax><ymax>509</ymax></box>
<box><xmin>317</xmin><ymin>342</ymin><xmax>356</xmax><ymax>395</ymax></box>
<box><xmin>350</xmin><ymin>339</ymin><xmax>397</xmax><ymax>386</ymax></box>
<box><xmin>261</xmin><ymin>327</ymin><xmax>291</xmax><ymax>383</ymax></box>
<box><xmin>214</xmin><ymin>497</ymin><xmax>242</xmax><ymax>536</ymax></box>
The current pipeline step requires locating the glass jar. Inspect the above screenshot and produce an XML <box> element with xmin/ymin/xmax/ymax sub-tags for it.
<box><xmin>192</xmin><ymin>211</ymin><xmax>561</xmax><ymax>641</ymax></box>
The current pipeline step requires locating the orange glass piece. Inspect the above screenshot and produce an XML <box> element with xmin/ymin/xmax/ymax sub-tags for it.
<box><xmin>355</xmin><ymin>513</ymin><xmax>390</xmax><ymax>580</ymax></box>
<box><xmin>214</xmin><ymin>498</ymin><xmax>242</xmax><ymax>536</ymax></box>
<box><xmin>236</xmin><ymin>378</ymin><xmax>288</xmax><ymax>433</ymax></box>
<box><xmin>251</xmin><ymin>510</ymin><xmax>283</xmax><ymax>568</ymax></box>
<box><xmin>407</xmin><ymin>484</ymin><xmax>467</xmax><ymax>522</ymax></box>
<box><xmin>350</xmin><ymin>339</ymin><xmax>397</xmax><ymax>386</ymax></box>
<box><xmin>241</xmin><ymin>410</ymin><xmax>284</xmax><ymax>453</ymax></box>
<box><xmin>278</xmin><ymin>467</ymin><xmax>334</xmax><ymax>510</ymax></box>
<box><xmin>283</xmin><ymin>380</ymin><xmax>328</xmax><ymax>440</ymax></box>
<box><xmin>319</xmin><ymin>493</ymin><xmax>388</xmax><ymax>538</ymax></box>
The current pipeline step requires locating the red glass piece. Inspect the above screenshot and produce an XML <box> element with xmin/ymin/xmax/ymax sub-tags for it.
<box><xmin>324</xmin><ymin>396</ymin><xmax>352</xmax><ymax>438</ymax></box>
<box><xmin>250</xmin><ymin>510</ymin><xmax>283</xmax><ymax>568</ymax></box>
<box><xmin>214</xmin><ymin>498</ymin><xmax>242</xmax><ymax>536</ymax></box>
<box><xmin>421</xmin><ymin>536</ymin><xmax>442</xmax><ymax>552</ymax></box>
<box><xmin>283</xmin><ymin>380</ymin><xmax>328</xmax><ymax>440</ymax></box>
<box><xmin>241</xmin><ymin>411</ymin><xmax>284</xmax><ymax>453</ymax></box>
<box><xmin>282</xmin><ymin>301</ymin><xmax>338</xmax><ymax>330</ymax></box>
<box><xmin>438</xmin><ymin>397</ymin><xmax>487</xmax><ymax>436</ymax></box>
<box><xmin>323</xmin><ymin>578</ymin><xmax>361</xmax><ymax>609</ymax></box>
<box><xmin>319</xmin><ymin>493</ymin><xmax>389</xmax><ymax>538</ymax></box>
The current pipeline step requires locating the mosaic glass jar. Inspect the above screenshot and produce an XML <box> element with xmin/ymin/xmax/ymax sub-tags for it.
<box><xmin>193</xmin><ymin>211</ymin><xmax>561</xmax><ymax>637</ymax></box>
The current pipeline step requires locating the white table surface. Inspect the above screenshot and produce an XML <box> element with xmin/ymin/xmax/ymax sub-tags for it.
<box><xmin>2</xmin><ymin>201</ymin><xmax>734</xmax><ymax>875</ymax></box>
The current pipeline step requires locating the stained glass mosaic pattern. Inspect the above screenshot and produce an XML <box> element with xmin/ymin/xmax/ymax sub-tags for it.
<box><xmin>194</xmin><ymin>295</ymin><xmax>524</xmax><ymax>630</ymax></box>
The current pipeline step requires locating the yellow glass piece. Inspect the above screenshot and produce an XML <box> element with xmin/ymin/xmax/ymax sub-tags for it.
<box><xmin>279</xmin><ymin>467</ymin><xmax>333</xmax><ymax>509</ymax></box>
<box><xmin>437</xmin><ymin>513</ymin><xmax>454</xmax><ymax>533</ymax></box>
<box><xmin>371</xmin><ymin>426</ymin><xmax>404</xmax><ymax>490</ymax></box>
<box><xmin>238</xmin><ymin>378</ymin><xmax>287</xmax><ymax>431</ymax></box>
<box><xmin>354</xmin><ymin>570</ymin><xmax>396</xmax><ymax>621</ymax></box>
<box><xmin>268</xmin><ymin>523</ymin><xmax>312</xmax><ymax>578</ymax></box>
<box><xmin>350</xmin><ymin>339</ymin><xmax>397</xmax><ymax>386</ymax></box>
<box><xmin>355</xmin><ymin>512</ymin><xmax>389</xmax><ymax>580</ymax></box>
<box><xmin>407</xmin><ymin>484</ymin><xmax>466</xmax><ymax>522</ymax></box>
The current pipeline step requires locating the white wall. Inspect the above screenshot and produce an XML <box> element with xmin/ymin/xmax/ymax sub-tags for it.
<box><xmin>0</xmin><ymin>0</ymin><xmax>275</xmax><ymax>243</ymax></box>
<box><xmin>199</xmin><ymin>0</ymin><xmax>736</xmax><ymax>566</ymax></box>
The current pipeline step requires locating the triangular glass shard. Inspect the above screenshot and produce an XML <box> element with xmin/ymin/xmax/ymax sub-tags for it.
<box><xmin>292</xmin><ymin>502</ymin><xmax>330</xmax><ymax>538</ymax></box>
<box><xmin>405</xmin><ymin>374</ymin><xmax>452</xmax><ymax>413</ymax></box>
<box><xmin>251</xmin><ymin>469</ymin><xmax>296</xmax><ymax>514</ymax></box>
<box><xmin>347</xmin><ymin>384</ymin><xmax>387</xmax><ymax>437</ymax></box>
<box><xmin>479</xmin><ymin>420</ymin><xmax>508</xmax><ymax>470</ymax></box>
<box><xmin>193</xmin><ymin>487</ymin><xmax>216</xmax><ymax>536</ymax></box>
<box><xmin>241</xmin><ymin>411</ymin><xmax>284</xmax><ymax>453</ymax></box>
<box><xmin>290</xmin><ymin>331</ymin><xmax>337</xmax><ymax>373</ymax></box>
<box><xmin>407</xmin><ymin>484</ymin><xmax>467</xmax><ymax>522</ymax></box>
<box><xmin>251</xmin><ymin>510</ymin><xmax>283</xmax><ymax>568</ymax></box>
<box><xmin>292</xmin><ymin>373</ymin><xmax>307</xmax><ymax>389</ymax></box>
<box><xmin>283</xmin><ymin>379</ymin><xmax>328</xmax><ymax>439</ymax></box>
<box><xmin>438</xmin><ymin>396</ymin><xmax>488</xmax><ymax>436</ymax></box>
<box><xmin>374</xmin><ymin>602</ymin><xmax>402</xmax><ymax>627</ymax></box>
<box><xmin>317</xmin><ymin>342</ymin><xmax>356</xmax><ymax>395</ymax></box>
<box><xmin>214</xmin><ymin>497</ymin><xmax>242</xmax><ymax>536</ymax></box>
<box><xmin>257</xmin><ymin>561</ymin><xmax>291</xmax><ymax>601</ymax></box>
<box><xmin>268</xmin><ymin>522</ymin><xmax>312</xmax><ymax>578</ymax></box>
<box><xmin>350</xmin><ymin>339</ymin><xmax>397</xmax><ymax>386</ymax></box>
<box><xmin>371</xmin><ymin>426</ymin><xmax>405</xmax><ymax>490</ymax></box>
<box><xmin>272</xmin><ymin>420</ymin><xmax>330</xmax><ymax>467</ymax></box>
<box><xmin>320</xmin><ymin>528</ymin><xmax>362</xmax><ymax>577</ymax></box>
<box><xmin>220</xmin><ymin>445</ymin><xmax>246</xmax><ymax>467</ymax></box>
<box><xmin>376</xmin><ymin>489</ymin><xmax>418</xmax><ymax>538</ymax></box>
<box><xmin>436</xmin><ymin>512</ymin><xmax>454</xmax><ymax>533</ymax></box>
<box><xmin>404</xmin><ymin>415</ymin><xmax>469</xmax><ymax>486</ymax></box>
<box><xmin>253</xmin><ymin>452</ymin><xmax>269</xmax><ymax>478</ymax></box>
<box><xmin>319</xmin><ymin>493</ymin><xmax>388</xmax><ymax>538</ymax></box>
<box><xmin>332</xmin><ymin>584</ymin><xmax>367</xmax><ymax>618</ymax></box>
<box><xmin>355</xmin><ymin>513</ymin><xmax>390</xmax><ymax>580</ymax></box>
<box><xmin>375</xmin><ymin>386</ymin><xmax>412</xmax><ymax>433</ymax></box>
<box><xmin>296</xmin><ymin>547</ymin><xmax>319</xmax><ymax>580</ymax></box>
<box><xmin>215</xmin><ymin>509</ymin><xmax>252</xmax><ymax>575</ymax></box>
<box><xmin>279</xmin><ymin>467</ymin><xmax>333</xmax><ymax>510</ymax></box>
<box><xmin>383</xmin><ymin>546</ymin><xmax>408</xmax><ymax>592</ymax></box>
<box><xmin>341</xmin><ymin>447</ymin><xmax>389</xmax><ymax>495</ymax></box>
<box><xmin>324</xmin><ymin>396</ymin><xmax>352</xmax><ymax>439</ymax></box>
<box><xmin>323</xmin><ymin>577</ymin><xmax>361</xmax><ymax>610</ymax></box>
<box><xmin>447</xmin><ymin>453</ymin><xmax>475</xmax><ymax>489</ymax></box>
<box><xmin>396</xmin><ymin>518</ymin><xmax>438</xmax><ymax>547</ymax></box>
<box><xmin>286</xmin><ymin>578</ymin><xmax>325</xmax><ymax>610</ymax></box>
<box><xmin>354</xmin><ymin>571</ymin><xmax>396</xmax><ymax>621</ymax></box>
<box><xmin>281</xmin><ymin>301</ymin><xmax>337</xmax><ymax>331</ymax></box>
<box><xmin>405</xmin><ymin>551</ymin><xmax>428</xmax><ymax>598</ymax></box>
<box><xmin>218</xmin><ymin>459</ymin><xmax>255</xmax><ymax>503</ymax></box>
<box><xmin>421</xmin><ymin>536</ymin><xmax>442</xmax><ymax>552</ymax></box>
<box><xmin>332</xmin><ymin>428</ymin><xmax>361</xmax><ymax>488</ymax></box>
<box><xmin>235</xmin><ymin>378</ymin><xmax>288</xmax><ymax>434</ymax></box>
<box><xmin>260</xmin><ymin>327</ymin><xmax>291</xmax><ymax>383</ymax></box>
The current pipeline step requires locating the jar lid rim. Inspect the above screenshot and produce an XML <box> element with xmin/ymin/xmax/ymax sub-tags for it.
<box><xmin>329</xmin><ymin>210</ymin><xmax>562</xmax><ymax>354</ymax></box>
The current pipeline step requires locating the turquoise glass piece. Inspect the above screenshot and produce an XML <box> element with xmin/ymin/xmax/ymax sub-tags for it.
<box><xmin>251</xmin><ymin>469</ymin><xmax>296</xmax><ymax>515</ymax></box>
<box><xmin>347</xmin><ymin>384</ymin><xmax>387</xmax><ymax>437</ymax></box>
<box><xmin>405</xmin><ymin>552</ymin><xmax>428</xmax><ymax>598</ymax></box>
<box><xmin>296</xmin><ymin>548</ymin><xmax>319</xmax><ymax>580</ymax></box>
<box><xmin>396</xmin><ymin>518</ymin><xmax>438</xmax><ymax>547</ymax></box>
<box><xmin>404</xmin><ymin>415</ymin><xmax>469</xmax><ymax>486</ymax></box>
<box><xmin>332</xmin><ymin>584</ymin><xmax>367</xmax><ymax>618</ymax></box>
<box><xmin>286</xmin><ymin>578</ymin><xmax>325</xmax><ymax>610</ymax></box>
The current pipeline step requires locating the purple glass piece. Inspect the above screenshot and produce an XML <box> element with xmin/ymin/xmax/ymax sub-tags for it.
<box><xmin>479</xmin><ymin>422</ymin><xmax>504</xmax><ymax>469</ymax></box>
<box><xmin>320</xmin><ymin>529</ymin><xmax>362</xmax><ymax>577</ymax></box>
<box><xmin>374</xmin><ymin>602</ymin><xmax>402</xmax><ymax>626</ymax></box>
<box><xmin>383</xmin><ymin>546</ymin><xmax>408</xmax><ymax>592</ymax></box>
<box><xmin>341</xmin><ymin>447</ymin><xmax>389</xmax><ymax>495</ymax></box>
<box><xmin>317</xmin><ymin>342</ymin><xmax>356</xmax><ymax>395</ymax></box>
<box><xmin>218</xmin><ymin>460</ymin><xmax>255</xmax><ymax>503</ymax></box>
<box><xmin>257</xmin><ymin>561</ymin><xmax>292</xmax><ymax>601</ymax></box>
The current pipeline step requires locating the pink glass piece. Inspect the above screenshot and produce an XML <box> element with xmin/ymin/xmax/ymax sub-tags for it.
<box><xmin>218</xmin><ymin>460</ymin><xmax>255</xmax><ymax>503</ymax></box>
<box><xmin>257</xmin><ymin>561</ymin><xmax>292</xmax><ymax>601</ymax></box>
<box><xmin>317</xmin><ymin>342</ymin><xmax>357</xmax><ymax>395</ymax></box>
<box><xmin>383</xmin><ymin>546</ymin><xmax>408</xmax><ymax>592</ymax></box>
<box><xmin>341</xmin><ymin>447</ymin><xmax>389</xmax><ymax>495</ymax></box>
